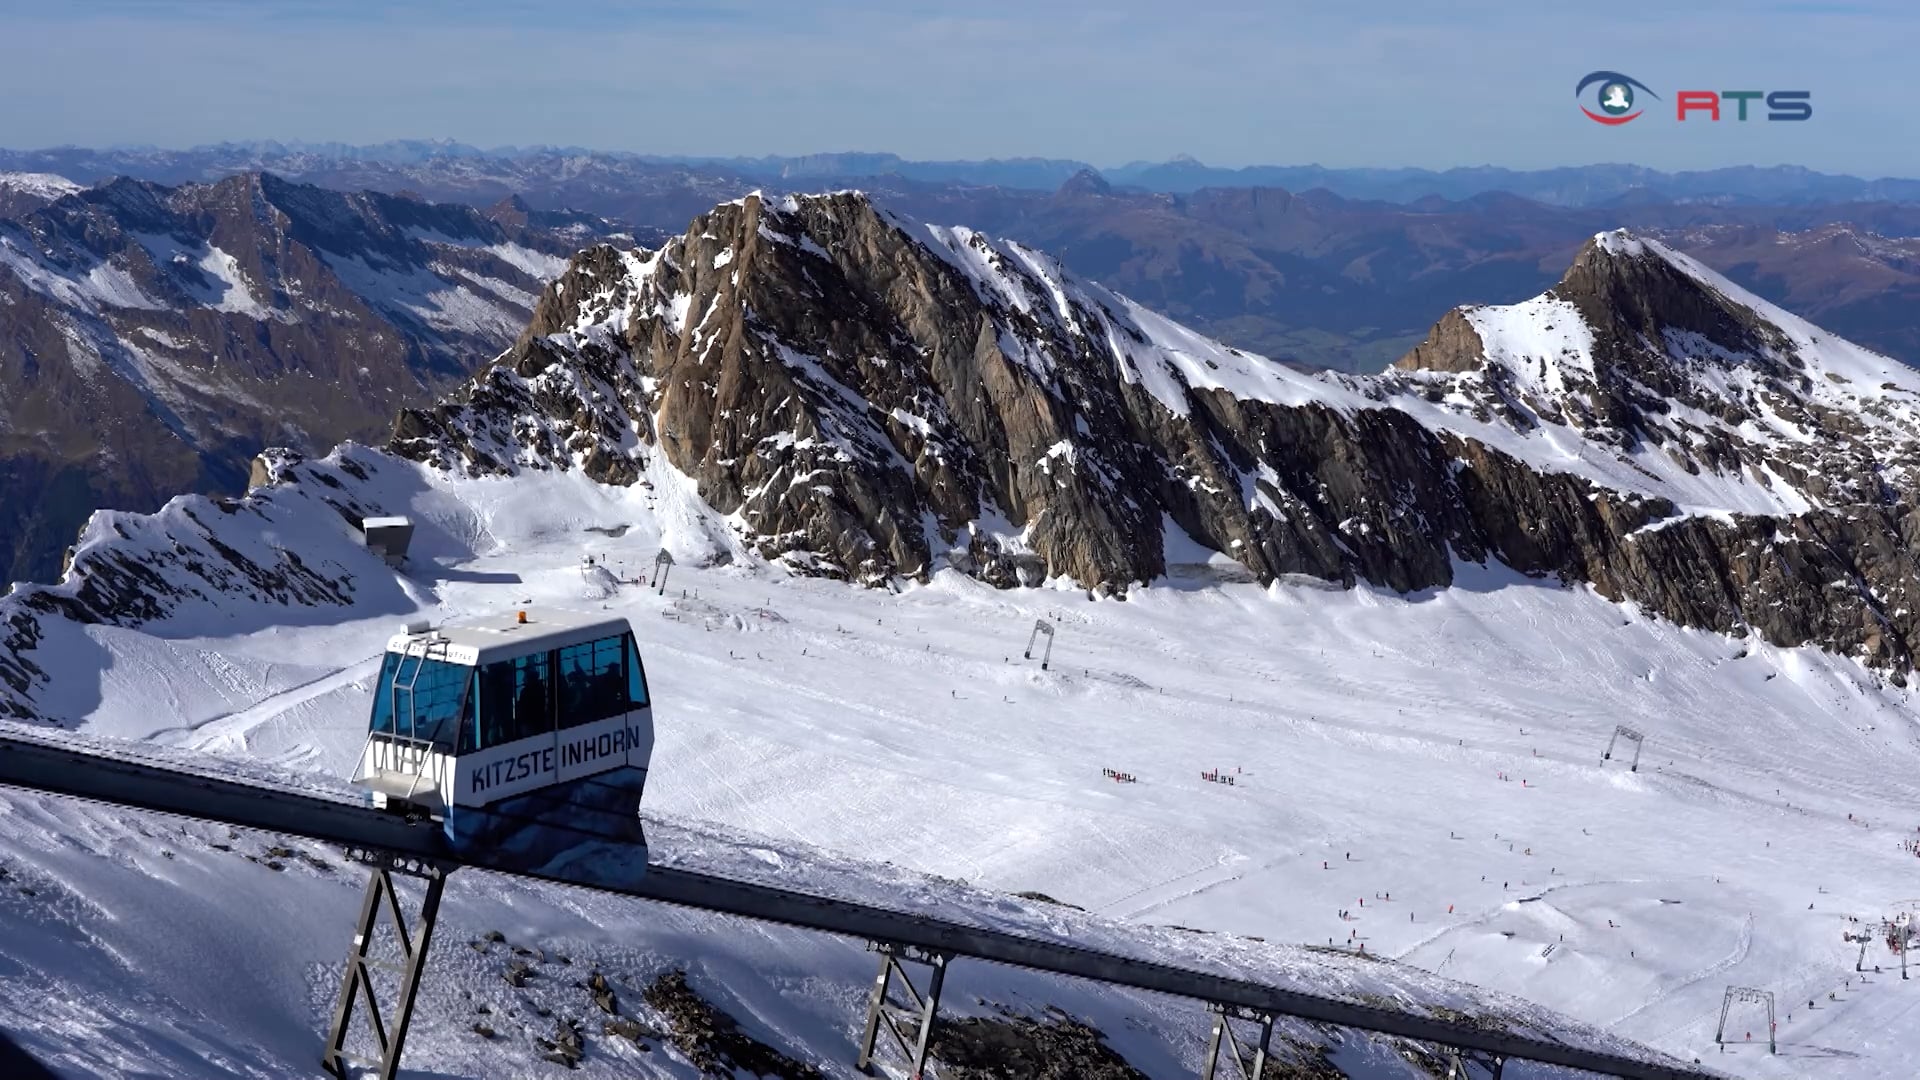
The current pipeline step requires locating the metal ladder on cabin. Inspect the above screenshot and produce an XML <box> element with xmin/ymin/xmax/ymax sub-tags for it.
<box><xmin>362</xmin><ymin>636</ymin><xmax>453</xmax><ymax>803</ymax></box>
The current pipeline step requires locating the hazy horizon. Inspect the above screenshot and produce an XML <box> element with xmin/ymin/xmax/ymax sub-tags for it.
<box><xmin>2</xmin><ymin>1</ymin><xmax>1912</xmax><ymax>176</ymax></box>
<box><xmin>6</xmin><ymin>139</ymin><xmax>1916</xmax><ymax>184</ymax></box>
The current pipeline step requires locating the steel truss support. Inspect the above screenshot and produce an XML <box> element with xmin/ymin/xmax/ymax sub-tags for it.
<box><xmin>322</xmin><ymin>853</ymin><xmax>451</xmax><ymax>1079</ymax></box>
<box><xmin>856</xmin><ymin>943</ymin><xmax>950</xmax><ymax>1078</ymax></box>
<box><xmin>1200</xmin><ymin>1003</ymin><xmax>1272</xmax><ymax>1078</ymax></box>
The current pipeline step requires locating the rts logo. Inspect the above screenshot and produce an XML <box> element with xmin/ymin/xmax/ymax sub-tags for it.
<box><xmin>1576</xmin><ymin>71</ymin><xmax>1812</xmax><ymax>124</ymax></box>
<box><xmin>1577</xmin><ymin>71</ymin><xmax>1657</xmax><ymax>125</ymax></box>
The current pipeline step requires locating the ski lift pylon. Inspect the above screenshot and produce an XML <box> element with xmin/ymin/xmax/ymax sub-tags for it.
<box><xmin>1024</xmin><ymin>619</ymin><xmax>1055</xmax><ymax>671</ymax></box>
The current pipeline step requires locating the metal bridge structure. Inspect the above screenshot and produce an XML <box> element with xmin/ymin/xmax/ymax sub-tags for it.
<box><xmin>0</xmin><ymin>726</ymin><xmax>1719</xmax><ymax>1080</ymax></box>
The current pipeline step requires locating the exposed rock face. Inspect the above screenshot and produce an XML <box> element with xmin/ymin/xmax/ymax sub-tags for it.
<box><xmin>927</xmin><ymin>1010</ymin><xmax>1147</xmax><ymax>1080</ymax></box>
<box><xmin>0</xmin><ymin>172</ymin><xmax>619</xmax><ymax>583</ymax></box>
<box><xmin>641</xmin><ymin>970</ymin><xmax>824</xmax><ymax>1079</ymax></box>
<box><xmin>390</xmin><ymin>197</ymin><xmax>1920</xmax><ymax>676</ymax></box>
<box><xmin>1377</xmin><ymin>230</ymin><xmax>1920</xmax><ymax>673</ymax></box>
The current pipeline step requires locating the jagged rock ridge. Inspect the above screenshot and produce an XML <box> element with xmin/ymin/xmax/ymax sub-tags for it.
<box><xmin>388</xmin><ymin>194</ymin><xmax>1920</xmax><ymax>676</ymax></box>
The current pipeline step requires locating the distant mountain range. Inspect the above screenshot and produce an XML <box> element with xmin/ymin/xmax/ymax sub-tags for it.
<box><xmin>1101</xmin><ymin>157</ymin><xmax>1920</xmax><ymax>205</ymax></box>
<box><xmin>7</xmin><ymin>144</ymin><xmax>1920</xmax><ymax>590</ymax></box>
<box><xmin>0</xmin><ymin>172</ymin><xmax>627</xmax><ymax>584</ymax></box>
<box><xmin>8</xmin><ymin>146</ymin><xmax>1918</xmax><ymax>378</ymax></box>
<box><xmin>6</xmin><ymin>142</ymin><xmax>1920</xmax><ymax>207</ymax></box>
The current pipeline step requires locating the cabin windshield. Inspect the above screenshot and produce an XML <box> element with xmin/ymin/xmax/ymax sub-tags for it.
<box><xmin>368</xmin><ymin>653</ymin><xmax>473</xmax><ymax>753</ymax></box>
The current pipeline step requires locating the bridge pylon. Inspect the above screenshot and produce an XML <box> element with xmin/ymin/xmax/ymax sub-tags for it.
<box><xmin>856</xmin><ymin>942</ymin><xmax>951</xmax><ymax>1078</ymax></box>
<box><xmin>1200</xmin><ymin>1003</ymin><xmax>1273</xmax><ymax>1078</ymax></box>
<box><xmin>322</xmin><ymin>850</ymin><xmax>452</xmax><ymax>1080</ymax></box>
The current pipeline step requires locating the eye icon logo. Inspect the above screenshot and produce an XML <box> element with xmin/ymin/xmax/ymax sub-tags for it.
<box><xmin>1577</xmin><ymin>71</ymin><xmax>1658</xmax><ymax>125</ymax></box>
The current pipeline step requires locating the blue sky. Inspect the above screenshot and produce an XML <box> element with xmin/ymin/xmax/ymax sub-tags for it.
<box><xmin>2</xmin><ymin>0</ymin><xmax>1913</xmax><ymax>175</ymax></box>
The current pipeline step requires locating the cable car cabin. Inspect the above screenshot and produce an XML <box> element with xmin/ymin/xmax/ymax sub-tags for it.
<box><xmin>352</xmin><ymin>608</ymin><xmax>653</xmax><ymax>885</ymax></box>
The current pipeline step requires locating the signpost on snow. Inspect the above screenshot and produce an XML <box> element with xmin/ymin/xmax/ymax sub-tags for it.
<box><xmin>1024</xmin><ymin>620</ymin><xmax>1055</xmax><ymax>671</ymax></box>
<box><xmin>653</xmin><ymin>550</ymin><xmax>675</xmax><ymax>595</ymax></box>
<box><xmin>1602</xmin><ymin>724</ymin><xmax>1645</xmax><ymax>772</ymax></box>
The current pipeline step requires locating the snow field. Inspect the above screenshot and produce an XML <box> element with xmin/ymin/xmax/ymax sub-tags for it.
<box><xmin>2</xmin><ymin>457</ymin><xmax>1908</xmax><ymax>1076</ymax></box>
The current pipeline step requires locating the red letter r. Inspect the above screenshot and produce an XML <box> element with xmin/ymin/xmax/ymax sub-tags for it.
<box><xmin>1677</xmin><ymin>91</ymin><xmax>1721</xmax><ymax>121</ymax></box>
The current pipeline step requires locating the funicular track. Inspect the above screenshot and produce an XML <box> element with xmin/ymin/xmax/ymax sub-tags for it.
<box><xmin>0</xmin><ymin>728</ymin><xmax>1718</xmax><ymax>1080</ymax></box>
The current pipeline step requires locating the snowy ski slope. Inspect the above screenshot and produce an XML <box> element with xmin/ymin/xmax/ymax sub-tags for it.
<box><xmin>0</xmin><ymin>445</ymin><xmax>1914</xmax><ymax>1077</ymax></box>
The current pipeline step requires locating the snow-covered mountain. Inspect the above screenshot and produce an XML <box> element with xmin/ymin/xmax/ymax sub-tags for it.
<box><xmin>0</xmin><ymin>171</ymin><xmax>81</xmax><ymax>218</ymax></box>
<box><xmin>5</xmin><ymin>192</ymin><xmax>1920</xmax><ymax>1078</ymax></box>
<box><xmin>393</xmin><ymin>193</ymin><xmax>1920</xmax><ymax>675</ymax></box>
<box><xmin>0</xmin><ymin>172</ymin><xmax>625</xmax><ymax>585</ymax></box>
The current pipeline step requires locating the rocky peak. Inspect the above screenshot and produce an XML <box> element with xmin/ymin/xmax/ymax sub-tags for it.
<box><xmin>486</xmin><ymin>193</ymin><xmax>535</xmax><ymax>228</ymax></box>
<box><xmin>1056</xmin><ymin>169</ymin><xmax>1113</xmax><ymax>199</ymax></box>
<box><xmin>1387</xmin><ymin>228</ymin><xmax>1920</xmax><ymax>517</ymax></box>
<box><xmin>1557</xmin><ymin>230</ymin><xmax>1798</xmax><ymax>381</ymax></box>
<box><xmin>390</xmin><ymin>198</ymin><xmax>1920</xmax><ymax>674</ymax></box>
<box><xmin>1397</xmin><ymin>229</ymin><xmax>1790</xmax><ymax>381</ymax></box>
<box><xmin>396</xmin><ymin>189</ymin><xmax>1352</xmax><ymax>589</ymax></box>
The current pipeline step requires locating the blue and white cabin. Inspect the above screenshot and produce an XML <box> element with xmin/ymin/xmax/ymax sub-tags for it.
<box><xmin>352</xmin><ymin>608</ymin><xmax>653</xmax><ymax>883</ymax></box>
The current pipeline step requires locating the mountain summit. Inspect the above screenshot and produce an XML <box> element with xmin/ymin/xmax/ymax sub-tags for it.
<box><xmin>384</xmin><ymin>196</ymin><xmax>1920</xmax><ymax>674</ymax></box>
<box><xmin>1392</xmin><ymin>228</ymin><xmax>1918</xmax><ymax>517</ymax></box>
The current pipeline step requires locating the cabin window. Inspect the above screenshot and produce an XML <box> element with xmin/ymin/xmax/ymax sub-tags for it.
<box><xmin>368</xmin><ymin>653</ymin><xmax>469</xmax><ymax>753</ymax></box>
<box><xmin>476</xmin><ymin>659</ymin><xmax>513</xmax><ymax>749</ymax></box>
<box><xmin>473</xmin><ymin>652</ymin><xmax>554</xmax><ymax>748</ymax></box>
<box><xmin>446</xmin><ymin>628</ymin><xmax>648</xmax><ymax>752</ymax></box>
<box><xmin>558</xmin><ymin>634</ymin><xmax>633</xmax><ymax>728</ymax></box>
<box><xmin>509</xmin><ymin>652</ymin><xmax>553</xmax><ymax>743</ymax></box>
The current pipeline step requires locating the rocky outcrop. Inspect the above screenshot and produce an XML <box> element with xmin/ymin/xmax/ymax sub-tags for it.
<box><xmin>927</xmin><ymin>1010</ymin><xmax>1148</xmax><ymax>1080</ymax></box>
<box><xmin>641</xmin><ymin>970</ymin><xmax>824</xmax><ymax>1079</ymax></box>
<box><xmin>390</xmin><ymin>197</ymin><xmax>1920</xmax><ymax>674</ymax></box>
<box><xmin>0</xmin><ymin>443</ymin><xmax>430</xmax><ymax>721</ymax></box>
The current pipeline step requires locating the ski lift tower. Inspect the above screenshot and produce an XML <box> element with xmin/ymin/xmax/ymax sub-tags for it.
<box><xmin>325</xmin><ymin>608</ymin><xmax>657</xmax><ymax>1080</ymax></box>
<box><xmin>1886</xmin><ymin>909</ymin><xmax>1919</xmax><ymax>980</ymax></box>
<box><xmin>1602</xmin><ymin>724</ymin><xmax>1645</xmax><ymax>772</ymax></box>
<box><xmin>1845</xmin><ymin>925</ymin><xmax>1877</xmax><ymax>972</ymax></box>
<box><xmin>1024</xmin><ymin>619</ymin><xmax>1055</xmax><ymax>671</ymax></box>
<box><xmin>1714</xmin><ymin>987</ymin><xmax>1775</xmax><ymax>1054</ymax></box>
